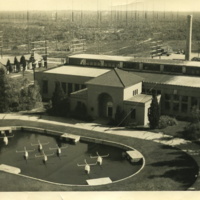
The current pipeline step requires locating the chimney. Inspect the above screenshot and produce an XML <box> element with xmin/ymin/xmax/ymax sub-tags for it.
<box><xmin>185</xmin><ymin>15</ymin><xmax>193</xmax><ymax>61</ymax></box>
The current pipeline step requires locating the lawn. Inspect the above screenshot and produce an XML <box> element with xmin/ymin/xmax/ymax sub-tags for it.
<box><xmin>155</xmin><ymin>120</ymin><xmax>190</xmax><ymax>138</ymax></box>
<box><xmin>0</xmin><ymin>118</ymin><xmax>199</xmax><ymax>191</ymax></box>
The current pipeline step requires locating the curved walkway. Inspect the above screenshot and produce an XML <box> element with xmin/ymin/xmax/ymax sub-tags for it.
<box><xmin>0</xmin><ymin>112</ymin><xmax>200</xmax><ymax>190</ymax></box>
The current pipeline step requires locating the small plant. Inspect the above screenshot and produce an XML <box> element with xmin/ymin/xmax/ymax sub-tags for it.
<box><xmin>183</xmin><ymin>122</ymin><xmax>200</xmax><ymax>140</ymax></box>
<box><xmin>158</xmin><ymin>115</ymin><xmax>178</xmax><ymax>129</ymax></box>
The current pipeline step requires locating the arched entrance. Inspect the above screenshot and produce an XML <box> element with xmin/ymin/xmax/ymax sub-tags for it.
<box><xmin>98</xmin><ymin>93</ymin><xmax>113</xmax><ymax>118</ymax></box>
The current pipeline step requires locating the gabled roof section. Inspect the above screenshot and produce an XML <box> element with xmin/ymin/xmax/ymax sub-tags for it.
<box><xmin>86</xmin><ymin>68</ymin><xmax>144</xmax><ymax>88</ymax></box>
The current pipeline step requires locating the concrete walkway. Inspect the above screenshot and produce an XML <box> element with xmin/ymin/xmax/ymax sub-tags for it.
<box><xmin>0</xmin><ymin>113</ymin><xmax>191</xmax><ymax>147</ymax></box>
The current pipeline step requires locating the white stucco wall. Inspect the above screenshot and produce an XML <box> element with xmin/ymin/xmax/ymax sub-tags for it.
<box><xmin>123</xmin><ymin>82</ymin><xmax>142</xmax><ymax>100</ymax></box>
<box><xmin>87</xmin><ymin>84</ymin><xmax>124</xmax><ymax>118</ymax></box>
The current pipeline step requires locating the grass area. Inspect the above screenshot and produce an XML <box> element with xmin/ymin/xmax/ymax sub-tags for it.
<box><xmin>0</xmin><ymin>118</ymin><xmax>199</xmax><ymax>191</ymax></box>
<box><xmin>155</xmin><ymin>120</ymin><xmax>190</xmax><ymax>138</ymax></box>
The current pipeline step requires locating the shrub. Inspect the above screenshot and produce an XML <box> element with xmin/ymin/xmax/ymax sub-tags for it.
<box><xmin>71</xmin><ymin>101</ymin><xmax>93</xmax><ymax>122</ymax></box>
<box><xmin>148</xmin><ymin>93</ymin><xmax>160</xmax><ymax>129</ymax></box>
<box><xmin>158</xmin><ymin>115</ymin><xmax>178</xmax><ymax>129</ymax></box>
<box><xmin>183</xmin><ymin>122</ymin><xmax>200</xmax><ymax>140</ymax></box>
<box><xmin>108</xmin><ymin>106</ymin><xmax>129</xmax><ymax>127</ymax></box>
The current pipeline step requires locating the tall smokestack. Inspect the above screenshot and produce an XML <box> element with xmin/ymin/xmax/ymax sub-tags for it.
<box><xmin>185</xmin><ymin>15</ymin><xmax>193</xmax><ymax>61</ymax></box>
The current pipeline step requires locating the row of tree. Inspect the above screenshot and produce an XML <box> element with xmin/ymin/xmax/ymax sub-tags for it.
<box><xmin>6</xmin><ymin>55</ymin><xmax>36</xmax><ymax>74</ymax></box>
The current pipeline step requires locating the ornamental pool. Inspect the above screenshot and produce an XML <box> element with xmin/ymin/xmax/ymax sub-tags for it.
<box><xmin>0</xmin><ymin>128</ymin><xmax>143</xmax><ymax>186</ymax></box>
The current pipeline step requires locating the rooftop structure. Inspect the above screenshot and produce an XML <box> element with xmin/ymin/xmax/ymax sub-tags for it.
<box><xmin>86</xmin><ymin>68</ymin><xmax>144</xmax><ymax>88</ymax></box>
<box><xmin>69</xmin><ymin>53</ymin><xmax>135</xmax><ymax>62</ymax></box>
<box><xmin>44</xmin><ymin>66</ymin><xmax>110</xmax><ymax>77</ymax></box>
<box><xmin>68</xmin><ymin>53</ymin><xmax>200</xmax><ymax>68</ymax></box>
<box><xmin>126</xmin><ymin>94</ymin><xmax>154</xmax><ymax>104</ymax></box>
<box><xmin>132</xmin><ymin>71</ymin><xmax>200</xmax><ymax>88</ymax></box>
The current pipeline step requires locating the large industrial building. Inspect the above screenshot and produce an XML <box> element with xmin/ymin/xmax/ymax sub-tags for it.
<box><xmin>35</xmin><ymin>54</ymin><xmax>200</xmax><ymax>126</ymax></box>
<box><xmin>35</xmin><ymin>15</ymin><xmax>199</xmax><ymax>125</ymax></box>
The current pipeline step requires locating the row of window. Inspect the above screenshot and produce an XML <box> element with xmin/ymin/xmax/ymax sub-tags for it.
<box><xmin>42</xmin><ymin>80</ymin><xmax>86</xmax><ymax>95</ymax></box>
<box><xmin>164</xmin><ymin>101</ymin><xmax>188</xmax><ymax>113</ymax></box>
<box><xmin>164</xmin><ymin>94</ymin><xmax>200</xmax><ymax>113</ymax></box>
<box><xmin>142</xmin><ymin>88</ymin><xmax>161</xmax><ymax>95</ymax></box>
<box><xmin>133</xmin><ymin>89</ymin><xmax>138</xmax><ymax>96</ymax></box>
<box><xmin>69</xmin><ymin>58</ymin><xmax>200</xmax><ymax>76</ymax></box>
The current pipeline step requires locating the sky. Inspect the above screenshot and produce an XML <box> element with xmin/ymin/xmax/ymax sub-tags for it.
<box><xmin>0</xmin><ymin>0</ymin><xmax>199</xmax><ymax>12</ymax></box>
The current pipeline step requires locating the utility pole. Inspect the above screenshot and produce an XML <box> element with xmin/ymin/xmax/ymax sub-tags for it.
<box><xmin>0</xmin><ymin>31</ymin><xmax>3</xmax><ymax>58</ymax></box>
<box><xmin>27</xmin><ymin>10</ymin><xmax>30</xmax><ymax>53</ymax></box>
<box><xmin>31</xmin><ymin>40</ymin><xmax>48</xmax><ymax>68</ymax></box>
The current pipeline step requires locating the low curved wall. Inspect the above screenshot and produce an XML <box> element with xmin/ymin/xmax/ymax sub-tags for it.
<box><xmin>7</xmin><ymin>126</ymin><xmax>145</xmax><ymax>186</ymax></box>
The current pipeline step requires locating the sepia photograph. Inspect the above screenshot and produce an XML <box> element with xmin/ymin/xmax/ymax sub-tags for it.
<box><xmin>0</xmin><ymin>0</ymin><xmax>200</xmax><ymax>199</ymax></box>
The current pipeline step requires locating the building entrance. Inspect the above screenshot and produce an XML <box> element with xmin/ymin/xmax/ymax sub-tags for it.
<box><xmin>98</xmin><ymin>93</ymin><xmax>113</xmax><ymax>118</ymax></box>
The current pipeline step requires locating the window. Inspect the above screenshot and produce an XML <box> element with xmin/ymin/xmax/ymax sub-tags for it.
<box><xmin>143</xmin><ymin>63</ymin><xmax>160</xmax><ymax>71</ymax></box>
<box><xmin>165</xmin><ymin>101</ymin><xmax>170</xmax><ymax>110</ymax></box>
<box><xmin>165</xmin><ymin>94</ymin><xmax>171</xmax><ymax>101</ymax></box>
<box><xmin>133</xmin><ymin>89</ymin><xmax>139</xmax><ymax>96</ymax></box>
<box><xmin>42</xmin><ymin>80</ymin><xmax>48</xmax><ymax>94</ymax></box>
<box><xmin>61</xmin><ymin>82</ymin><xmax>67</xmax><ymax>93</ymax></box>
<box><xmin>75</xmin><ymin>84</ymin><xmax>79</xmax><ymax>91</ymax></box>
<box><xmin>173</xmin><ymin>102</ymin><xmax>179</xmax><ymax>111</ymax></box>
<box><xmin>68</xmin><ymin>83</ymin><xmax>73</xmax><ymax>95</ymax></box>
<box><xmin>123</xmin><ymin>62</ymin><xmax>139</xmax><ymax>69</ymax></box>
<box><xmin>131</xmin><ymin>109</ymin><xmax>136</xmax><ymax>119</ymax></box>
<box><xmin>173</xmin><ymin>95</ymin><xmax>179</xmax><ymax>101</ymax></box>
<box><xmin>181</xmin><ymin>103</ymin><xmax>188</xmax><ymax>113</ymax></box>
<box><xmin>107</xmin><ymin>102</ymin><xmax>113</xmax><ymax>117</ymax></box>
<box><xmin>182</xmin><ymin>96</ymin><xmax>188</xmax><ymax>103</ymax></box>
<box><xmin>81</xmin><ymin>84</ymin><xmax>86</xmax><ymax>89</ymax></box>
<box><xmin>191</xmin><ymin>97</ymin><xmax>198</xmax><ymax>107</ymax></box>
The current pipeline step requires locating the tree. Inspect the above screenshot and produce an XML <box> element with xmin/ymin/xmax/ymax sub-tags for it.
<box><xmin>148</xmin><ymin>93</ymin><xmax>160</xmax><ymax>129</ymax></box>
<box><xmin>114</xmin><ymin>106</ymin><xmax>128</xmax><ymax>126</ymax></box>
<box><xmin>6</xmin><ymin>59</ymin><xmax>12</xmax><ymax>73</ymax></box>
<box><xmin>0</xmin><ymin>67</ymin><xmax>9</xmax><ymax>112</ymax></box>
<box><xmin>51</xmin><ymin>81</ymin><xmax>69</xmax><ymax>116</ymax></box>
<box><xmin>20</xmin><ymin>55</ymin><xmax>26</xmax><ymax>75</ymax></box>
<box><xmin>0</xmin><ymin>67</ymin><xmax>42</xmax><ymax>113</ymax></box>
<box><xmin>19</xmin><ymin>79</ymin><xmax>42</xmax><ymax>111</ymax></box>
<box><xmin>14</xmin><ymin>56</ymin><xmax>20</xmax><ymax>72</ymax></box>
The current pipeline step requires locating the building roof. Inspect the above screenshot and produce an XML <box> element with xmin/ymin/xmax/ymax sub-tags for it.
<box><xmin>132</xmin><ymin>71</ymin><xmax>200</xmax><ymax>88</ymax></box>
<box><xmin>68</xmin><ymin>53</ymin><xmax>200</xmax><ymax>68</ymax></box>
<box><xmin>44</xmin><ymin>66</ymin><xmax>110</xmax><ymax>77</ymax></box>
<box><xmin>71</xmin><ymin>88</ymin><xmax>88</xmax><ymax>99</ymax></box>
<box><xmin>125</xmin><ymin>94</ymin><xmax>153</xmax><ymax>104</ymax></box>
<box><xmin>69</xmin><ymin>54</ymin><xmax>135</xmax><ymax>62</ymax></box>
<box><xmin>86</xmin><ymin>68</ymin><xmax>144</xmax><ymax>88</ymax></box>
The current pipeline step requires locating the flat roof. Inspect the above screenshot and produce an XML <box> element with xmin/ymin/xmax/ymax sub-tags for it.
<box><xmin>44</xmin><ymin>66</ymin><xmax>110</xmax><ymax>77</ymax></box>
<box><xmin>69</xmin><ymin>54</ymin><xmax>135</xmax><ymax>62</ymax></box>
<box><xmin>68</xmin><ymin>54</ymin><xmax>200</xmax><ymax>68</ymax></box>
<box><xmin>126</xmin><ymin>94</ymin><xmax>152</xmax><ymax>103</ymax></box>
<box><xmin>132</xmin><ymin>71</ymin><xmax>200</xmax><ymax>88</ymax></box>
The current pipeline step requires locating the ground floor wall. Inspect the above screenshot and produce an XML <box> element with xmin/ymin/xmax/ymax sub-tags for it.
<box><xmin>142</xmin><ymin>82</ymin><xmax>200</xmax><ymax>118</ymax></box>
<box><xmin>35</xmin><ymin>72</ymin><xmax>89</xmax><ymax>100</ymax></box>
<box><xmin>87</xmin><ymin>85</ymin><xmax>124</xmax><ymax>119</ymax></box>
<box><xmin>123</xmin><ymin>103</ymin><xmax>146</xmax><ymax>125</ymax></box>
